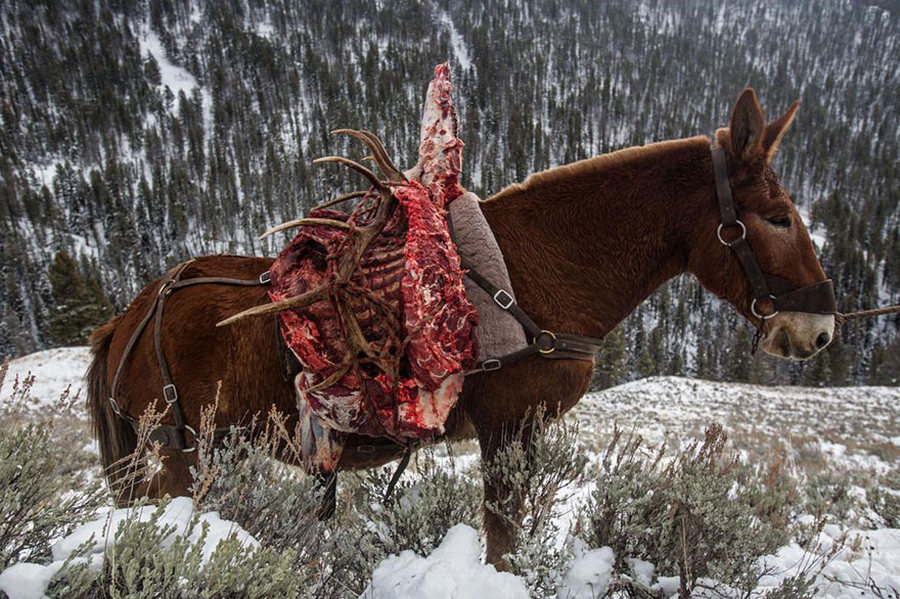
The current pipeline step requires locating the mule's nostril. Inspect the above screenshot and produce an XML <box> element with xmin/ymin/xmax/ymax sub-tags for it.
<box><xmin>815</xmin><ymin>332</ymin><xmax>831</xmax><ymax>349</ymax></box>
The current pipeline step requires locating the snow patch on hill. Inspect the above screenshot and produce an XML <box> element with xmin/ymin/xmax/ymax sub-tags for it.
<box><xmin>573</xmin><ymin>376</ymin><xmax>900</xmax><ymax>473</ymax></box>
<box><xmin>2</xmin><ymin>346</ymin><xmax>92</xmax><ymax>413</ymax></box>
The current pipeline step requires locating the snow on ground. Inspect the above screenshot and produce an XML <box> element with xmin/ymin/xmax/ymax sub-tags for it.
<box><xmin>2</xmin><ymin>346</ymin><xmax>92</xmax><ymax>413</ymax></box>
<box><xmin>139</xmin><ymin>29</ymin><xmax>199</xmax><ymax>100</ymax></box>
<box><xmin>363</xmin><ymin>525</ymin><xmax>529</xmax><ymax>599</ymax></box>
<box><xmin>0</xmin><ymin>497</ymin><xmax>258</xmax><ymax>599</ymax></box>
<box><xmin>439</xmin><ymin>10</ymin><xmax>474</xmax><ymax>71</ymax></box>
<box><xmin>138</xmin><ymin>27</ymin><xmax>213</xmax><ymax>136</ymax></box>
<box><xmin>2</xmin><ymin>349</ymin><xmax>900</xmax><ymax>597</ymax></box>
<box><xmin>573</xmin><ymin>376</ymin><xmax>900</xmax><ymax>472</ymax></box>
<box><xmin>758</xmin><ymin>524</ymin><xmax>900</xmax><ymax>598</ymax></box>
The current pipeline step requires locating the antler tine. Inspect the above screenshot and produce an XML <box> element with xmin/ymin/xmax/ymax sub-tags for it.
<box><xmin>314</xmin><ymin>190</ymin><xmax>369</xmax><ymax>211</ymax></box>
<box><xmin>259</xmin><ymin>217</ymin><xmax>351</xmax><ymax>240</ymax></box>
<box><xmin>331</xmin><ymin>129</ymin><xmax>406</xmax><ymax>183</ymax></box>
<box><xmin>216</xmin><ymin>287</ymin><xmax>330</xmax><ymax>327</ymax></box>
<box><xmin>359</xmin><ymin>130</ymin><xmax>407</xmax><ymax>182</ymax></box>
<box><xmin>313</xmin><ymin>156</ymin><xmax>387</xmax><ymax>191</ymax></box>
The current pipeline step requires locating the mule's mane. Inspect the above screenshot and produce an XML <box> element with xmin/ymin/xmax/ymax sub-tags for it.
<box><xmin>487</xmin><ymin>136</ymin><xmax>710</xmax><ymax>202</ymax></box>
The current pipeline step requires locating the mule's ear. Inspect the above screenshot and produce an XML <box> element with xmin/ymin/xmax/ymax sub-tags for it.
<box><xmin>729</xmin><ymin>88</ymin><xmax>766</xmax><ymax>162</ymax></box>
<box><xmin>762</xmin><ymin>100</ymin><xmax>799</xmax><ymax>162</ymax></box>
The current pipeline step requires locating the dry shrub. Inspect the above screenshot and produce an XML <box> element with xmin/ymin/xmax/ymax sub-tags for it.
<box><xmin>0</xmin><ymin>359</ymin><xmax>104</xmax><ymax>570</ymax></box>
<box><xmin>481</xmin><ymin>408</ymin><xmax>589</xmax><ymax>598</ymax></box>
<box><xmin>579</xmin><ymin>424</ymin><xmax>795</xmax><ymax>598</ymax></box>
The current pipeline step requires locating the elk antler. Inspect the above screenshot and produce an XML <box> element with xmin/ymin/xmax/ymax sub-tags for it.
<box><xmin>217</xmin><ymin>131</ymin><xmax>400</xmax><ymax>332</ymax></box>
<box><xmin>314</xmin><ymin>189</ymin><xmax>370</xmax><ymax>211</ymax></box>
<box><xmin>216</xmin><ymin>286</ymin><xmax>330</xmax><ymax>327</ymax></box>
<box><xmin>259</xmin><ymin>217</ymin><xmax>351</xmax><ymax>240</ymax></box>
<box><xmin>331</xmin><ymin>129</ymin><xmax>407</xmax><ymax>183</ymax></box>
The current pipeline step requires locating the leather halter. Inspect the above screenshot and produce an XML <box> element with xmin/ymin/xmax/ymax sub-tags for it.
<box><xmin>710</xmin><ymin>143</ymin><xmax>836</xmax><ymax>321</ymax></box>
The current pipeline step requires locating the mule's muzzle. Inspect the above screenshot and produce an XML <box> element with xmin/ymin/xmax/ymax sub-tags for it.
<box><xmin>760</xmin><ymin>312</ymin><xmax>835</xmax><ymax>360</ymax></box>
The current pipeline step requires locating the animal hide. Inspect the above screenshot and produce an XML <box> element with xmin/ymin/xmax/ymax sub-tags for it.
<box><xmin>269</xmin><ymin>64</ymin><xmax>479</xmax><ymax>473</ymax></box>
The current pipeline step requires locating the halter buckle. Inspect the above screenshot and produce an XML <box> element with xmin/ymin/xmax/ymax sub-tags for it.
<box><xmin>259</xmin><ymin>271</ymin><xmax>271</xmax><ymax>284</ymax></box>
<box><xmin>163</xmin><ymin>384</ymin><xmax>179</xmax><ymax>404</ymax></box>
<box><xmin>717</xmin><ymin>220</ymin><xmax>747</xmax><ymax>246</ymax></box>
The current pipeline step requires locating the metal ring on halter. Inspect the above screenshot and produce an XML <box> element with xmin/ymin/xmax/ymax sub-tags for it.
<box><xmin>751</xmin><ymin>296</ymin><xmax>779</xmax><ymax>320</ymax></box>
<box><xmin>717</xmin><ymin>220</ymin><xmax>747</xmax><ymax>246</ymax></box>
<box><xmin>537</xmin><ymin>330</ymin><xmax>557</xmax><ymax>354</ymax></box>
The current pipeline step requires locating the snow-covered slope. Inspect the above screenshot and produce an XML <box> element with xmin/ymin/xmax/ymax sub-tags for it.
<box><xmin>573</xmin><ymin>376</ymin><xmax>900</xmax><ymax>473</ymax></box>
<box><xmin>4</xmin><ymin>346</ymin><xmax>900</xmax><ymax>451</ymax></box>
<box><xmin>2</xmin><ymin>347</ymin><xmax>92</xmax><ymax>413</ymax></box>
<box><xmin>2</xmin><ymin>348</ymin><xmax>899</xmax><ymax>597</ymax></box>
<box><xmin>576</xmin><ymin>376</ymin><xmax>900</xmax><ymax>443</ymax></box>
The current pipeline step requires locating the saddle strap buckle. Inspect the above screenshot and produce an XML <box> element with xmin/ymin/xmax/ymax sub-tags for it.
<box><xmin>493</xmin><ymin>289</ymin><xmax>515</xmax><ymax>310</ymax></box>
<box><xmin>163</xmin><ymin>384</ymin><xmax>179</xmax><ymax>405</ymax></box>
<box><xmin>536</xmin><ymin>330</ymin><xmax>558</xmax><ymax>354</ymax></box>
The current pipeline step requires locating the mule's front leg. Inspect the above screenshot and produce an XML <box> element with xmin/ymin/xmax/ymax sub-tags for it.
<box><xmin>464</xmin><ymin>359</ymin><xmax>592</xmax><ymax>569</ymax></box>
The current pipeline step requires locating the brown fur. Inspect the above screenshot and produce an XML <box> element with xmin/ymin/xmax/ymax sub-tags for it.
<box><xmin>86</xmin><ymin>90</ymin><xmax>830</xmax><ymax>566</ymax></box>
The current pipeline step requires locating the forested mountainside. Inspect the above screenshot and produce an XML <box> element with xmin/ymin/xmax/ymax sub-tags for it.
<box><xmin>0</xmin><ymin>0</ymin><xmax>897</xmax><ymax>385</ymax></box>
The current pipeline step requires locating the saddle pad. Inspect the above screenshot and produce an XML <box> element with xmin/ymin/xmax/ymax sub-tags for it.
<box><xmin>449</xmin><ymin>192</ymin><xmax>528</xmax><ymax>361</ymax></box>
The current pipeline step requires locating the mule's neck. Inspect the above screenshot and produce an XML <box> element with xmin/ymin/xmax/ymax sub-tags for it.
<box><xmin>480</xmin><ymin>136</ymin><xmax>713</xmax><ymax>339</ymax></box>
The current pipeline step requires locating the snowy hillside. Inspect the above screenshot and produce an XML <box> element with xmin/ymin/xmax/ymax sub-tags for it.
<box><xmin>2</xmin><ymin>346</ymin><xmax>91</xmax><ymax>413</ymax></box>
<box><xmin>2</xmin><ymin>347</ymin><xmax>899</xmax><ymax>597</ymax></box>
<box><xmin>6</xmin><ymin>346</ymin><xmax>899</xmax><ymax>451</ymax></box>
<box><xmin>576</xmin><ymin>376</ymin><xmax>900</xmax><ymax>472</ymax></box>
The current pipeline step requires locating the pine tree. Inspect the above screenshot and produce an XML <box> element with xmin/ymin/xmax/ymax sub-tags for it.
<box><xmin>725</xmin><ymin>327</ymin><xmax>751</xmax><ymax>382</ymax></box>
<box><xmin>47</xmin><ymin>250</ymin><xmax>112</xmax><ymax>346</ymax></box>
<box><xmin>590</xmin><ymin>325</ymin><xmax>628</xmax><ymax>390</ymax></box>
<box><xmin>803</xmin><ymin>347</ymin><xmax>831</xmax><ymax>387</ymax></box>
<box><xmin>637</xmin><ymin>347</ymin><xmax>655</xmax><ymax>379</ymax></box>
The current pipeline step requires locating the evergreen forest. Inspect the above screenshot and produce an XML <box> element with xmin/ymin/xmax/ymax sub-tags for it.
<box><xmin>0</xmin><ymin>0</ymin><xmax>897</xmax><ymax>386</ymax></box>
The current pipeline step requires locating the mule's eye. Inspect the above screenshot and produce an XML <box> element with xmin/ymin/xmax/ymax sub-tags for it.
<box><xmin>766</xmin><ymin>216</ymin><xmax>792</xmax><ymax>228</ymax></box>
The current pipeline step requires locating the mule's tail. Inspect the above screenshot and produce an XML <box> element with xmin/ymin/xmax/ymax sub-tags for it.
<box><xmin>86</xmin><ymin>319</ymin><xmax>138</xmax><ymax>502</ymax></box>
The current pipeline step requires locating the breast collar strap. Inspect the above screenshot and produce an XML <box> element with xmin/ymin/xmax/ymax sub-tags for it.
<box><xmin>459</xmin><ymin>260</ymin><xmax>603</xmax><ymax>376</ymax></box>
<box><xmin>710</xmin><ymin>143</ymin><xmax>836</xmax><ymax>319</ymax></box>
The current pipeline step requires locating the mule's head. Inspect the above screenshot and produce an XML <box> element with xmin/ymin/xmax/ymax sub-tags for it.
<box><xmin>689</xmin><ymin>89</ymin><xmax>835</xmax><ymax>360</ymax></box>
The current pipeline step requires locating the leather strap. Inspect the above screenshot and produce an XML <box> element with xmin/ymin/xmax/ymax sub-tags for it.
<box><xmin>711</xmin><ymin>144</ymin><xmax>738</xmax><ymax>225</ymax></box>
<box><xmin>729</xmin><ymin>237</ymin><xmax>772</xmax><ymax>301</ymax></box>
<box><xmin>710</xmin><ymin>143</ymin><xmax>836</xmax><ymax>317</ymax></box>
<box><xmin>446</xmin><ymin>209</ymin><xmax>602</xmax><ymax>375</ymax></box>
<box><xmin>772</xmin><ymin>279</ymin><xmax>836</xmax><ymax>314</ymax></box>
<box><xmin>109</xmin><ymin>260</ymin><xmax>272</xmax><ymax>452</ymax></box>
<box><xmin>460</xmin><ymin>261</ymin><xmax>542</xmax><ymax>339</ymax></box>
<box><xmin>459</xmin><ymin>257</ymin><xmax>603</xmax><ymax>375</ymax></box>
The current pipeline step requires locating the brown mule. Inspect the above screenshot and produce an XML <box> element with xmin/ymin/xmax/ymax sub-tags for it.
<box><xmin>87</xmin><ymin>89</ymin><xmax>834</xmax><ymax>567</ymax></box>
